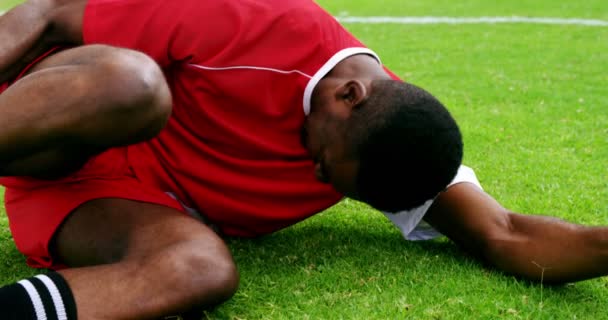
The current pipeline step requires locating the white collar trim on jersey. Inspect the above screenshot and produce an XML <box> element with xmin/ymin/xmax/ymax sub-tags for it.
<box><xmin>303</xmin><ymin>47</ymin><xmax>381</xmax><ymax>115</ymax></box>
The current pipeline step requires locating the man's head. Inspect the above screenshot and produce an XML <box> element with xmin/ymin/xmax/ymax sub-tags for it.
<box><xmin>304</xmin><ymin>79</ymin><xmax>463</xmax><ymax>212</ymax></box>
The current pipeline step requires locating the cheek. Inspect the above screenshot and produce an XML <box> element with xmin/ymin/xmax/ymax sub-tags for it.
<box><xmin>329</xmin><ymin>162</ymin><xmax>358</xmax><ymax>197</ymax></box>
<box><xmin>303</xmin><ymin>119</ymin><xmax>319</xmax><ymax>149</ymax></box>
<box><xmin>306</xmin><ymin>116</ymin><xmax>331</xmax><ymax>152</ymax></box>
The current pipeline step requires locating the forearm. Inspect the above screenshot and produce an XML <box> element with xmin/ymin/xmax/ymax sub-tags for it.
<box><xmin>0</xmin><ymin>0</ymin><xmax>55</xmax><ymax>78</ymax></box>
<box><xmin>425</xmin><ymin>183</ymin><xmax>608</xmax><ymax>284</ymax></box>
<box><xmin>0</xmin><ymin>0</ymin><xmax>85</xmax><ymax>82</ymax></box>
<box><xmin>484</xmin><ymin>212</ymin><xmax>608</xmax><ymax>283</ymax></box>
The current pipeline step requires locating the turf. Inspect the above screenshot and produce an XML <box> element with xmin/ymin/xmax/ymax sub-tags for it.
<box><xmin>1</xmin><ymin>0</ymin><xmax>608</xmax><ymax>319</ymax></box>
<box><xmin>0</xmin><ymin>0</ymin><xmax>21</xmax><ymax>9</ymax></box>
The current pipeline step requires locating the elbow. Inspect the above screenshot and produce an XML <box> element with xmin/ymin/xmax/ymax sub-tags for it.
<box><xmin>477</xmin><ymin>212</ymin><xmax>537</xmax><ymax>279</ymax></box>
<box><xmin>47</xmin><ymin>0</ymin><xmax>87</xmax><ymax>45</ymax></box>
<box><xmin>478</xmin><ymin>212</ymin><xmax>566</xmax><ymax>284</ymax></box>
<box><xmin>476</xmin><ymin>209</ymin><xmax>519</xmax><ymax>264</ymax></box>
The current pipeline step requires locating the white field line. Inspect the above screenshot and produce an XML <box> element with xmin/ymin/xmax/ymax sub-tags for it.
<box><xmin>337</xmin><ymin>16</ymin><xmax>608</xmax><ymax>26</ymax></box>
<box><xmin>0</xmin><ymin>10</ymin><xmax>607</xmax><ymax>27</ymax></box>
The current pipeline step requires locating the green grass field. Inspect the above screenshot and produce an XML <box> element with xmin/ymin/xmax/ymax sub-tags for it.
<box><xmin>1</xmin><ymin>0</ymin><xmax>608</xmax><ymax>319</ymax></box>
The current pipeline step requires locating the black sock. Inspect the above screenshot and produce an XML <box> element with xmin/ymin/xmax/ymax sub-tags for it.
<box><xmin>0</xmin><ymin>272</ymin><xmax>78</xmax><ymax>320</ymax></box>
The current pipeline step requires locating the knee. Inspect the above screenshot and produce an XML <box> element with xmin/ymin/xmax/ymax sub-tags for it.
<box><xmin>160</xmin><ymin>240</ymin><xmax>239</xmax><ymax>308</ymax></box>
<box><xmin>186</xmin><ymin>249</ymin><xmax>240</xmax><ymax>305</ymax></box>
<box><xmin>94</xmin><ymin>46</ymin><xmax>172</xmax><ymax>138</ymax></box>
<box><xmin>478</xmin><ymin>212</ymin><xmax>527</xmax><ymax>270</ymax></box>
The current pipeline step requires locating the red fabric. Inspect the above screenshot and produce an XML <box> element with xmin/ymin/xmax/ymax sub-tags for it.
<box><xmin>1</xmin><ymin>148</ymin><xmax>183</xmax><ymax>269</ymax></box>
<box><xmin>83</xmin><ymin>0</ymin><xmax>352</xmax><ymax>236</ymax></box>
<box><xmin>1</xmin><ymin>0</ymin><xmax>379</xmax><ymax>267</ymax></box>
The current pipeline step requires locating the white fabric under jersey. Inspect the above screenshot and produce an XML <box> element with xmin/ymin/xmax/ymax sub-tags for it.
<box><xmin>382</xmin><ymin>165</ymin><xmax>482</xmax><ymax>240</ymax></box>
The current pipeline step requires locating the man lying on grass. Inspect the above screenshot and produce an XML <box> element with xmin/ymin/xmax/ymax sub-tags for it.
<box><xmin>1</xmin><ymin>0</ymin><xmax>607</xmax><ymax>319</ymax></box>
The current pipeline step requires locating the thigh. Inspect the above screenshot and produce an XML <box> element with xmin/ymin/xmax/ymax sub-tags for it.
<box><xmin>0</xmin><ymin>44</ymin><xmax>170</xmax><ymax>177</ymax></box>
<box><xmin>2</xmin><ymin>146</ymin><xmax>184</xmax><ymax>269</ymax></box>
<box><xmin>50</xmin><ymin>198</ymin><xmax>238</xmax><ymax>319</ymax></box>
<box><xmin>4</xmin><ymin>164</ymin><xmax>238</xmax><ymax>318</ymax></box>
<box><xmin>23</xmin><ymin>44</ymin><xmax>152</xmax><ymax>76</ymax></box>
<box><xmin>51</xmin><ymin>197</ymin><xmax>229</xmax><ymax>268</ymax></box>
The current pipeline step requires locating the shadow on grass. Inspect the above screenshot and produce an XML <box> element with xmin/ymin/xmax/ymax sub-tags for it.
<box><xmin>227</xmin><ymin>220</ymin><xmax>481</xmax><ymax>274</ymax></box>
<box><xmin>225</xmin><ymin>220</ymin><xmax>604</xmax><ymax>300</ymax></box>
<box><xmin>1</xmin><ymin>212</ymin><xmax>604</xmax><ymax>319</ymax></box>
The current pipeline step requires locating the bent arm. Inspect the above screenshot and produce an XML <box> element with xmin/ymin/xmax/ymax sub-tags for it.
<box><xmin>0</xmin><ymin>0</ymin><xmax>84</xmax><ymax>81</ymax></box>
<box><xmin>424</xmin><ymin>182</ymin><xmax>608</xmax><ymax>283</ymax></box>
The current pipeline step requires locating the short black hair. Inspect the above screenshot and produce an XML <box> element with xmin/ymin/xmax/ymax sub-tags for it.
<box><xmin>348</xmin><ymin>80</ymin><xmax>463</xmax><ymax>212</ymax></box>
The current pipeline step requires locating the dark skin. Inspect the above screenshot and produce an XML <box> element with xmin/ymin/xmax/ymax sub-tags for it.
<box><xmin>53</xmin><ymin>199</ymin><xmax>237</xmax><ymax>320</ymax></box>
<box><xmin>2</xmin><ymin>1</ymin><xmax>239</xmax><ymax>319</ymax></box>
<box><xmin>1</xmin><ymin>0</ymin><xmax>608</xmax><ymax>318</ymax></box>
<box><xmin>305</xmin><ymin>51</ymin><xmax>608</xmax><ymax>281</ymax></box>
<box><xmin>310</xmin><ymin>58</ymin><xmax>608</xmax><ymax>282</ymax></box>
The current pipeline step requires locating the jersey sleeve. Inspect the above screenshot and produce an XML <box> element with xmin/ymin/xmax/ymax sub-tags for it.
<box><xmin>382</xmin><ymin>165</ymin><xmax>483</xmax><ymax>241</ymax></box>
<box><xmin>83</xmin><ymin>0</ymin><xmax>236</xmax><ymax>67</ymax></box>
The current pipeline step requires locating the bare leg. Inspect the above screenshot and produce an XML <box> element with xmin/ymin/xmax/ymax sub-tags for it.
<box><xmin>51</xmin><ymin>198</ymin><xmax>239</xmax><ymax>320</ymax></box>
<box><xmin>0</xmin><ymin>45</ymin><xmax>172</xmax><ymax>177</ymax></box>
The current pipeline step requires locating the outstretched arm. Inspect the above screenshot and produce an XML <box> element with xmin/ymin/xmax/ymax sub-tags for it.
<box><xmin>0</xmin><ymin>0</ymin><xmax>84</xmax><ymax>82</ymax></box>
<box><xmin>424</xmin><ymin>182</ymin><xmax>608</xmax><ymax>283</ymax></box>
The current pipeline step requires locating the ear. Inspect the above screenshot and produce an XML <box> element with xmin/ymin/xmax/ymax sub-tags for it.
<box><xmin>337</xmin><ymin>80</ymin><xmax>368</xmax><ymax>108</ymax></box>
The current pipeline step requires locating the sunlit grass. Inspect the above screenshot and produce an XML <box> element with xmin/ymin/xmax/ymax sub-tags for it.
<box><xmin>1</xmin><ymin>1</ymin><xmax>607</xmax><ymax>319</ymax></box>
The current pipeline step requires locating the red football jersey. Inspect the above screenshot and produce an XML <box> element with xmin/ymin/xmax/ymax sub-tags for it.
<box><xmin>83</xmin><ymin>0</ymin><xmax>382</xmax><ymax>236</ymax></box>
